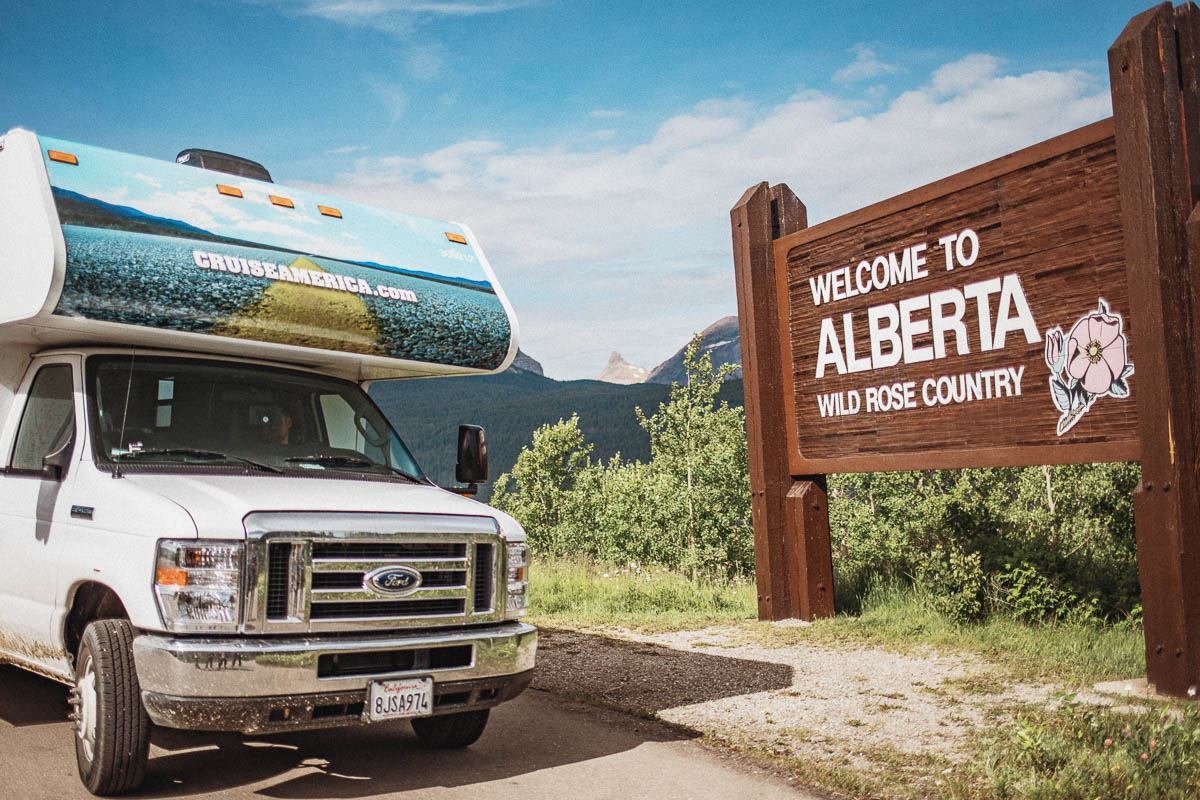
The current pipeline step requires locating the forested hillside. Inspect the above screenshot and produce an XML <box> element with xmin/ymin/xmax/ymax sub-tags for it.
<box><xmin>370</xmin><ymin>367</ymin><xmax>744</xmax><ymax>498</ymax></box>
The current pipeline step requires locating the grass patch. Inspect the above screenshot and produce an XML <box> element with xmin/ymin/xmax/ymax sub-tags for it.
<box><xmin>528</xmin><ymin>556</ymin><xmax>757</xmax><ymax>632</ymax></box>
<box><xmin>961</xmin><ymin>696</ymin><xmax>1200</xmax><ymax>799</ymax></box>
<box><xmin>747</xmin><ymin>580</ymin><xmax>1145</xmax><ymax>686</ymax></box>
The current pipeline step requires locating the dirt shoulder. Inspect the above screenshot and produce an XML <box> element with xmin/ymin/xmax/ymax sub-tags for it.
<box><xmin>531</xmin><ymin>624</ymin><xmax>1128</xmax><ymax>798</ymax></box>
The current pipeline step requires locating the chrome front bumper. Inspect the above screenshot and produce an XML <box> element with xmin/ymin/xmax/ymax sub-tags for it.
<box><xmin>132</xmin><ymin>621</ymin><xmax>536</xmax><ymax>733</ymax></box>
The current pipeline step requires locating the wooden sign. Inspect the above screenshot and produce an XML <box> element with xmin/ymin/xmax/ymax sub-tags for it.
<box><xmin>733</xmin><ymin>1</ymin><xmax>1200</xmax><ymax>698</ymax></box>
<box><xmin>774</xmin><ymin>120</ymin><xmax>1140</xmax><ymax>475</ymax></box>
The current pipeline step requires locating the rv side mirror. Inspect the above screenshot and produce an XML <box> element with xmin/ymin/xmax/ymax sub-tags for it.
<box><xmin>42</xmin><ymin>437</ymin><xmax>73</xmax><ymax>481</ymax></box>
<box><xmin>455</xmin><ymin>425</ymin><xmax>488</xmax><ymax>485</ymax></box>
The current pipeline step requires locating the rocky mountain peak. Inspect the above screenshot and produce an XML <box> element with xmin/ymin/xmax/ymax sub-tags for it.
<box><xmin>597</xmin><ymin>352</ymin><xmax>651</xmax><ymax>385</ymax></box>
<box><xmin>646</xmin><ymin>317</ymin><xmax>742</xmax><ymax>385</ymax></box>
<box><xmin>510</xmin><ymin>349</ymin><xmax>544</xmax><ymax>376</ymax></box>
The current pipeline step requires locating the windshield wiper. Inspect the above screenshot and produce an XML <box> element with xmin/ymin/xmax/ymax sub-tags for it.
<box><xmin>115</xmin><ymin>448</ymin><xmax>283</xmax><ymax>473</ymax></box>
<box><xmin>283</xmin><ymin>454</ymin><xmax>419</xmax><ymax>481</ymax></box>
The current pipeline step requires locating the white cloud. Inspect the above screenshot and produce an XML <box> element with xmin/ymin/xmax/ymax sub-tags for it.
<box><xmin>929</xmin><ymin>53</ymin><xmax>1002</xmax><ymax>96</ymax></box>
<box><xmin>248</xmin><ymin>1</ymin><xmax>530</xmax><ymax>81</ymax></box>
<box><xmin>319</xmin><ymin>55</ymin><xmax>1111</xmax><ymax>378</ymax></box>
<box><xmin>405</xmin><ymin>42</ymin><xmax>446</xmax><ymax>79</ymax></box>
<box><xmin>283</xmin><ymin>0</ymin><xmax>535</xmax><ymax>35</ymax></box>
<box><xmin>833</xmin><ymin>43</ymin><xmax>901</xmax><ymax>85</ymax></box>
<box><xmin>367</xmin><ymin>77</ymin><xmax>410</xmax><ymax>126</ymax></box>
<box><xmin>326</xmin><ymin>144</ymin><xmax>369</xmax><ymax>155</ymax></box>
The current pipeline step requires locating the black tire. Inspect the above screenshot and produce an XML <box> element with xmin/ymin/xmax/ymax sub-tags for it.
<box><xmin>72</xmin><ymin>619</ymin><xmax>151</xmax><ymax>795</ymax></box>
<box><xmin>410</xmin><ymin>709</ymin><xmax>490</xmax><ymax>748</ymax></box>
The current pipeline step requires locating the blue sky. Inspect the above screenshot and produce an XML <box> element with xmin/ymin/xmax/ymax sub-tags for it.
<box><xmin>1</xmin><ymin>0</ymin><xmax>1152</xmax><ymax>379</ymax></box>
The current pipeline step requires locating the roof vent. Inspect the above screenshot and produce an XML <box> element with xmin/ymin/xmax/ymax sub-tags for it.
<box><xmin>176</xmin><ymin>148</ymin><xmax>272</xmax><ymax>183</ymax></box>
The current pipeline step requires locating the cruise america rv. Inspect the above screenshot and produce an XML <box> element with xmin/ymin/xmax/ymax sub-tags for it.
<box><xmin>0</xmin><ymin>128</ymin><xmax>535</xmax><ymax>795</ymax></box>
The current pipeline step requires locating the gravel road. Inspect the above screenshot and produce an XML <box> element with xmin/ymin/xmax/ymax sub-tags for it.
<box><xmin>531</xmin><ymin>624</ymin><xmax>1113</xmax><ymax>793</ymax></box>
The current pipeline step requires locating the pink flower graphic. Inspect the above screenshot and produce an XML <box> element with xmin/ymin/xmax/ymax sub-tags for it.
<box><xmin>1045</xmin><ymin>299</ymin><xmax>1134</xmax><ymax>436</ymax></box>
<box><xmin>1066</xmin><ymin>312</ymin><xmax>1127</xmax><ymax>394</ymax></box>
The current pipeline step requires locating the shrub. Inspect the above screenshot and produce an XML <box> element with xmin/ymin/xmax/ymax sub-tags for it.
<box><xmin>919</xmin><ymin>545</ymin><xmax>986</xmax><ymax>623</ymax></box>
<box><xmin>830</xmin><ymin>463</ymin><xmax>1140</xmax><ymax>621</ymax></box>
<box><xmin>991</xmin><ymin>563</ymin><xmax>1101</xmax><ymax>625</ymax></box>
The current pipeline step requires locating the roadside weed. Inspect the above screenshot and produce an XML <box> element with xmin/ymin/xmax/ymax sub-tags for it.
<box><xmin>971</xmin><ymin>695</ymin><xmax>1200</xmax><ymax>799</ymax></box>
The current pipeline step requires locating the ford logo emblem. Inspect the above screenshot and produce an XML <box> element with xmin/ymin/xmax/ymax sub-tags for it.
<box><xmin>365</xmin><ymin>566</ymin><xmax>423</xmax><ymax>596</ymax></box>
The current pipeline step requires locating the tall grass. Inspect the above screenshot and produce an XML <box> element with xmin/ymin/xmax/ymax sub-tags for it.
<box><xmin>528</xmin><ymin>556</ymin><xmax>756</xmax><ymax>631</ymax></box>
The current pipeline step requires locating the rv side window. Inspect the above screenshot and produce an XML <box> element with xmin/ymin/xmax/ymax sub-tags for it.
<box><xmin>10</xmin><ymin>365</ymin><xmax>75</xmax><ymax>473</ymax></box>
<box><xmin>318</xmin><ymin>392</ymin><xmax>418</xmax><ymax>475</ymax></box>
<box><xmin>320</xmin><ymin>394</ymin><xmax>363</xmax><ymax>451</ymax></box>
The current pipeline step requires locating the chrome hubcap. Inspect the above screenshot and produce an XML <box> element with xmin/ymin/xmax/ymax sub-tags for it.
<box><xmin>75</xmin><ymin>654</ymin><xmax>97</xmax><ymax>762</ymax></box>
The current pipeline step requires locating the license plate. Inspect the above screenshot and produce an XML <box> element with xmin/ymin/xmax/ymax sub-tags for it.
<box><xmin>365</xmin><ymin>677</ymin><xmax>433</xmax><ymax>722</ymax></box>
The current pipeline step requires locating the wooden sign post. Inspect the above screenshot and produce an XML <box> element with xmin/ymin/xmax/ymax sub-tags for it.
<box><xmin>732</xmin><ymin>2</ymin><xmax>1200</xmax><ymax>696</ymax></box>
<box><xmin>1109</xmin><ymin>2</ymin><xmax>1200</xmax><ymax>698</ymax></box>
<box><xmin>732</xmin><ymin>184</ymin><xmax>834</xmax><ymax>620</ymax></box>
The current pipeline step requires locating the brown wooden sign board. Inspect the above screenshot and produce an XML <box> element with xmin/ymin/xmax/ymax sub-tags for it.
<box><xmin>732</xmin><ymin>2</ymin><xmax>1200</xmax><ymax>697</ymax></box>
<box><xmin>774</xmin><ymin>119</ymin><xmax>1140</xmax><ymax>475</ymax></box>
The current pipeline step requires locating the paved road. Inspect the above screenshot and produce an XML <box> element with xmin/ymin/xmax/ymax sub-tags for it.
<box><xmin>0</xmin><ymin>665</ymin><xmax>814</xmax><ymax>799</ymax></box>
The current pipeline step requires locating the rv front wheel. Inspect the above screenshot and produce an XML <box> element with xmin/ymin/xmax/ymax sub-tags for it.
<box><xmin>72</xmin><ymin>619</ymin><xmax>150</xmax><ymax>795</ymax></box>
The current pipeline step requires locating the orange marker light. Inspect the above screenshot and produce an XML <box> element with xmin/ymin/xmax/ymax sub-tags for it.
<box><xmin>156</xmin><ymin>568</ymin><xmax>188</xmax><ymax>587</ymax></box>
<box><xmin>47</xmin><ymin>150</ymin><xmax>78</xmax><ymax>165</ymax></box>
<box><xmin>445</xmin><ymin>232</ymin><xmax>468</xmax><ymax>245</ymax></box>
<box><xmin>269</xmin><ymin>195</ymin><xmax>295</xmax><ymax>208</ymax></box>
<box><xmin>318</xmin><ymin>205</ymin><xmax>342</xmax><ymax>218</ymax></box>
<box><xmin>216</xmin><ymin>184</ymin><xmax>244</xmax><ymax>198</ymax></box>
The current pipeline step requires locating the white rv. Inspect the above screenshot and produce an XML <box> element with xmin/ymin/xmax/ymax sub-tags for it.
<box><xmin>0</xmin><ymin>129</ymin><xmax>535</xmax><ymax>795</ymax></box>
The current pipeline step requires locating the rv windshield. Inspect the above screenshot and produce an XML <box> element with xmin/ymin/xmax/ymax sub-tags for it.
<box><xmin>85</xmin><ymin>355</ymin><xmax>424</xmax><ymax>480</ymax></box>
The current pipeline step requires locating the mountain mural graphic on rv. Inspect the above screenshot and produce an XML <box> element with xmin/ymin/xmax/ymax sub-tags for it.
<box><xmin>39</xmin><ymin>134</ymin><xmax>514</xmax><ymax>371</ymax></box>
<box><xmin>40</xmin><ymin>135</ymin><xmax>495</xmax><ymax>292</ymax></box>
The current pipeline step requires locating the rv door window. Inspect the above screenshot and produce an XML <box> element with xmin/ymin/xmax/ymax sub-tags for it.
<box><xmin>10</xmin><ymin>365</ymin><xmax>75</xmax><ymax>474</ymax></box>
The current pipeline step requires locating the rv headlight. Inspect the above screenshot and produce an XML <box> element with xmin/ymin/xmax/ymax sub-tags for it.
<box><xmin>504</xmin><ymin>542</ymin><xmax>529</xmax><ymax>618</ymax></box>
<box><xmin>154</xmin><ymin>540</ymin><xmax>243</xmax><ymax>632</ymax></box>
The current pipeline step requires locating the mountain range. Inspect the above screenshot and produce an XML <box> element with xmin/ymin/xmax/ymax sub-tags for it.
<box><xmin>644</xmin><ymin>316</ymin><xmax>742</xmax><ymax>384</ymax></box>
<box><xmin>594</xmin><ymin>316</ymin><xmax>742</xmax><ymax>385</ymax></box>
<box><xmin>370</xmin><ymin>321</ymin><xmax>745</xmax><ymax>498</ymax></box>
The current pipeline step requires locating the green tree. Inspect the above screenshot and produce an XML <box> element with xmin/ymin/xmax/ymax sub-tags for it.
<box><xmin>636</xmin><ymin>334</ymin><xmax>750</xmax><ymax>579</ymax></box>
<box><xmin>490</xmin><ymin>414</ymin><xmax>593</xmax><ymax>556</ymax></box>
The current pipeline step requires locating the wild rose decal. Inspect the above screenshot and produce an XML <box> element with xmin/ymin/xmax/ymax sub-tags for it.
<box><xmin>1045</xmin><ymin>299</ymin><xmax>1134</xmax><ymax>435</ymax></box>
